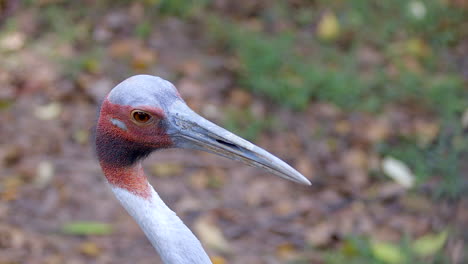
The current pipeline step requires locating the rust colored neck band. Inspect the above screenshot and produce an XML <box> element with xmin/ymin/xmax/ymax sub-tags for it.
<box><xmin>100</xmin><ymin>162</ymin><xmax>151</xmax><ymax>199</ymax></box>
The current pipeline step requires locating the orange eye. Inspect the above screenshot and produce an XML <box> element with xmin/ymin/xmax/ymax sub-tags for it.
<box><xmin>132</xmin><ymin>110</ymin><xmax>152</xmax><ymax>123</ymax></box>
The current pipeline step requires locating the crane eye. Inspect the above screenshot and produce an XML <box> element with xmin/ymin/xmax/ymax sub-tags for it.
<box><xmin>132</xmin><ymin>110</ymin><xmax>152</xmax><ymax>124</ymax></box>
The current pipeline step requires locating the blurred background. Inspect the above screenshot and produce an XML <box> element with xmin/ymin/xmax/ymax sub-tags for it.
<box><xmin>0</xmin><ymin>0</ymin><xmax>467</xmax><ymax>263</ymax></box>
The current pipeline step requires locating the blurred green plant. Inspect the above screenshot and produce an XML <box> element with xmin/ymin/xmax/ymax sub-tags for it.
<box><xmin>207</xmin><ymin>1</ymin><xmax>467</xmax><ymax>197</ymax></box>
<box><xmin>14</xmin><ymin>0</ymin><xmax>467</xmax><ymax>197</ymax></box>
<box><xmin>61</xmin><ymin>221</ymin><xmax>114</xmax><ymax>236</ymax></box>
<box><xmin>324</xmin><ymin>231</ymin><xmax>451</xmax><ymax>264</ymax></box>
<box><xmin>143</xmin><ymin>0</ymin><xmax>211</xmax><ymax>18</ymax></box>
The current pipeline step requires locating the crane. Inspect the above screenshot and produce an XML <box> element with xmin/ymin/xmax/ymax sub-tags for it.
<box><xmin>95</xmin><ymin>75</ymin><xmax>310</xmax><ymax>264</ymax></box>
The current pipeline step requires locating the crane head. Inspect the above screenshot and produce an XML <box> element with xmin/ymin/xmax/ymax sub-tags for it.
<box><xmin>96</xmin><ymin>75</ymin><xmax>310</xmax><ymax>185</ymax></box>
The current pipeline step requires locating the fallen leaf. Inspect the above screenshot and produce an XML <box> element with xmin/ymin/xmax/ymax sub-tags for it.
<box><xmin>35</xmin><ymin>160</ymin><xmax>54</xmax><ymax>188</ymax></box>
<box><xmin>73</xmin><ymin>129</ymin><xmax>89</xmax><ymax>145</ymax></box>
<box><xmin>34</xmin><ymin>102</ymin><xmax>62</xmax><ymax>120</ymax></box>
<box><xmin>210</xmin><ymin>256</ymin><xmax>226</xmax><ymax>264</ymax></box>
<box><xmin>317</xmin><ymin>11</ymin><xmax>340</xmax><ymax>41</ymax></box>
<box><xmin>306</xmin><ymin>221</ymin><xmax>335</xmax><ymax>247</ymax></box>
<box><xmin>0</xmin><ymin>32</ymin><xmax>25</xmax><ymax>52</ymax></box>
<box><xmin>408</xmin><ymin>1</ymin><xmax>427</xmax><ymax>20</ymax></box>
<box><xmin>371</xmin><ymin>241</ymin><xmax>406</xmax><ymax>264</ymax></box>
<box><xmin>150</xmin><ymin>163</ymin><xmax>183</xmax><ymax>178</ymax></box>
<box><xmin>1</xmin><ymin>177</ymin><xmax>22</xmax><ymax>201</ymax></box>
<box><xmin>382</xmin><ymin>157</ymin><xmax>415</xmax><ymax>188</ymax></box>
<box><xmin>79</xmin><ymin>241</ymin><xmax>101</xmax><ymax>257</ymax></box>
<box><xmin>276</xmin><ymin>243</ymin><xmax>299</xmax><ymax>260</ymax></box>
<box><xmin>194</xmin><ymin>216</ymin><xmax>231</xmax><ymax>254</ymax></box>
<box><xmin>62</xmin><ymin>221</ymin><xmax>113</xmax><ymax>236</ymax></box>
<box><xmin>411</xmin><ymin>230</ymin><xmax>448</xmax><ymax>257</ymax></box>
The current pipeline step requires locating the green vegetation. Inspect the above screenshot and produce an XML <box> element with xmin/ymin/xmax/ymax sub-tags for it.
<box><xmin>61</xmin><ymin>221</ymin><xmax>113</xmax><ymax>236</ymax></box>
<box><xmin>208</xmin><ymin>1</ymin><xmax>467</xmax><ymax>197</ymax></box>
<box><xmin>322</xmin><ymin>231</ymin><xmax>452</xmax><ymax>264</ymax></box>
<box><xmin>2</xmin><ymin>1</ymin><xmax>466</xmax><ymax>263</ymax></box>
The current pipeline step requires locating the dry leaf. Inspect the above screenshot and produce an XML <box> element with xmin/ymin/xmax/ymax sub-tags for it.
<box><xmin>34</xmin><ymin>102</ymin><xmax>62</xmax><ymax>120</ymax></box>
<box><xmin>210</xmin><ymin>256</ymin><xmax>227</xmax><ymax>264</ymax></box>
<box><xmin>73</xmin><ymin>129</ymin><xmax>89</xmax><ymax>145</ymax></box>
<box><xmin>306</xmin><ymin>221</ymin><xmax>335</xmax><ymax>247</ymax></box>
<box><xmin>276</xmin><ymin>243</ymin><xmax>299</xmax><ymax>260</ymax></box>
<box><xmin>79</xmin><ymin>241</ymin><xmax>101</xmax><ymax>257</ymax></box>
<box><xmin>150</xmin><ymin>163</ymin><xmax>183</xmax><ymax>178</ymax></box>
<box><xmin>1</xmin><ymin>177</ymin><xmax>23</xmax><ymax>201</ymax></box>
<box><xmin>0</xmin><ymin>32</ymin><xmax>26</xmax><ymax>52</ymax></box>
<box><xmin>408</xmin><ymin>1</ymin><xmax>427</xmax><ymax>20</ymax></box>
<box><xmin>35</xmin><ymin>160</ymin><xmax>54</xmax><ymax>187</ymax></box>
<box><xmin>382</xmin><ymin>157</ymin><xmax>415</xmax><ymax>188</ymax></box>
<box><xmin>194</xmin><ymin>216</ymin><xmax>231</xmax><ymax>254</ymax></box>
<box><xmin>317</xmin><ymin>11</ymin><xmax>340</xmax><ymax>41</ymax></box>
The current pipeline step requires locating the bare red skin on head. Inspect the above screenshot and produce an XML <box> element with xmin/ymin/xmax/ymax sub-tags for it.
<box><xmin>96</xmin><ymin>99</ymin><xmax>173</xmax><ymax>199</ymax></box>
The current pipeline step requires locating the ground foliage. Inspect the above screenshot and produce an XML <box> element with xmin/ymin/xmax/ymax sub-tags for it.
<box><xmin>0</xmin><ymin>0</ymin><xmax>467</xmax><ymax>263</ymax></box>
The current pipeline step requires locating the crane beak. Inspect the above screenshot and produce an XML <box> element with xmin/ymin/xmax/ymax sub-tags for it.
<box><xmin>166</xmin><ymin>101</ymin><xmax>311</xmax><ymax>185</ymax></box>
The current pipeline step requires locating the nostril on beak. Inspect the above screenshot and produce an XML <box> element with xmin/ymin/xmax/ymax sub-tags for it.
<box><xmin>215</xmin><ymin>139</ymin><xmax>239</xmax><ymax>150</ymax></box>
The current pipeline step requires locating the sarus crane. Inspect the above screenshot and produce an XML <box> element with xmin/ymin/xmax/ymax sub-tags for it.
<box><xmin>95</xmin><ymin>75</ymin><xmax>310</xmax><ymax>264</ymax></box>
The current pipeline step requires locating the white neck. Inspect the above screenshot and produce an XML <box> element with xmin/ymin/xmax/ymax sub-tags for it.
<box><xmin>111</xmin><ymin>185</ymin><xmax>212</xmax><ymax>264</ymax></box>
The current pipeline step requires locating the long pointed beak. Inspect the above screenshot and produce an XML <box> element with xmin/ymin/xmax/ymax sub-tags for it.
<box><xmin>166</xmin><ymin>101</ymin><xmax>310</xmax><ymax>185</ymax></box>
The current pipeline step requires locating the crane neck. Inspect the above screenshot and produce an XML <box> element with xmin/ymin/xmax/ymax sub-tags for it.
<box><xmin>101</xmin><ymin>162</ymin><xmax>212</xmax><ymax>264</ymax></box>
<box><xmin>100</xmin><ymin>162</ymin><xmax>152</xmax><ymax>198</ymax></box>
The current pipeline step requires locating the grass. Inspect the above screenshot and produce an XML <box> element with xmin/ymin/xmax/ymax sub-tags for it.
<box><xmin>3</xmin><ymin>1</ymin><xmax>466</xmax><ymax>263</ymax></box>
<box><xmin>16</xmin><ymin>0</ymin><xmax>467</xmax><ymax>198</ymax></box>
<box><xmin>320</xmin><ymin>231</ymin><xmax>453</xmax><ymax>264</ymax></box>
<box><xmin>207</xmin><ymin>1</ymin><xmax>467</xmax><ymax>198</ymax></box>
